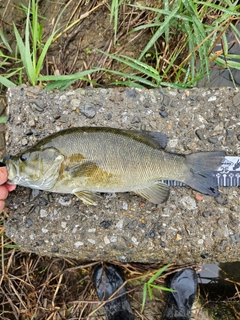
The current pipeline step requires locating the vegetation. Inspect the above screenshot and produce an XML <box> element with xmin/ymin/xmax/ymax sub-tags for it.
<box><xmin>0</xmin><ymin>0</ymin><xmax>239</xmax><ymax>90</ymax></box>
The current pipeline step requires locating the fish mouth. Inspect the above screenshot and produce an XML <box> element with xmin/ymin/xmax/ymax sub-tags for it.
<box><xmin>5</xmin><ymin>160</ymin><xmax>21</xmax><ymax>184</ymax></box>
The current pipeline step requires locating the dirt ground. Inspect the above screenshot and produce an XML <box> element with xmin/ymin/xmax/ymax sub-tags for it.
<box><xmin>0</xmin><ymin>1</ymin><xmax>240</xmax><ymax>320</ymax></box>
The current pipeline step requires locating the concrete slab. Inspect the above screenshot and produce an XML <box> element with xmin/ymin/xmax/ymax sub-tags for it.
<box><xmin>4</xmin><ymin>85</ymin><xmax>240</xmax><ymax>263</ymax></box>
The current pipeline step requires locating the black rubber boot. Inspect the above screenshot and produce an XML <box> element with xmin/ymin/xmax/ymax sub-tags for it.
<box><xmin>162</xmin><ymin>268</ymin><xmax>197</xmax><ymax>320</ymax></box>
<box><xmin>93</xmin><ymin>264</ymin><xmax>134</xmax><ymax>320</ymax></box>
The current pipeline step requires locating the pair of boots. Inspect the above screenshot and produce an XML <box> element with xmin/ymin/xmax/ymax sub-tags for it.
<box><xmin>93</xmin><ymin>264</ymin><xmax>197</xmax><ymax>320</ymax></box>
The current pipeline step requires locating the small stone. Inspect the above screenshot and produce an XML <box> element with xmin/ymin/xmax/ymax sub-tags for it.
<box><xmin>159</xmin><ymin>111</ymin><xmax>168</xmax><ymax>118</ymax></box>
<box><xmin>87</xmin><ymin>239</ymin><xmax>96</xmax><ymax>245</ymax></box>
<box><xmin>25</xmin><ymin>219</ymin><xmax>33</xmax><ymax>228</ymax></box>
<box><xmin>217</xmin><ymin>219</ymin><xmax>224</xmax><ymax>227</ymax></box>
<box><xmin>70</xmin><ymin>99</ymin><xmax>80</xmax><ymax>109</ymax></box>
<box><xmin>208</xmin><ymin>96</ymin><xmax>217</xmax><ymax>102</ymax></box>
<box><xmin>40</xmin><ymin>209</ymin><xmax>48</xmax><ymax>218</ymax></box>
<box><xmin>215</xmin><ymin>195</ymin><xmax>228</xmax><ymax>205</ymax></box>
<box><xmin>116</xmin><ymin>219</ymin><xmax>124</xmax><ymax>230</ymax></box>
<box><xmin>59</xmin><ymin>196</ymin><xmax>72</xmax><ymax>206</ymax></box>
<box><xmin>107</xmin><ymin>113</ymin><xmax>112</xmax><ymax>120</ymax></box>
<box><xmin>122</xmin><ymin>202</ymin><xmax>128</xmax><ymax>210</ymax></box>
<box><xmin>30</xmin><ymin>189</ymin><xmax>40</xmax><ymax>201</ymax></box>
<box><xmin>28</xmin><ymin>119</ymin><xmax>35</xmax><ymax>127</ymax></box>
<box><xmin>61</xmin><ymin>222</ymin><xmax>67</xmax><ymax>228</ymax></box>
<box><xmin>100</xmin><ymin>220</ymin><xmax>112</xmax><ymax>229</ymax></box>
<box><xmin>80</xmin><ymin>105</ymin><xmax>96</xmax><ymax>118</ymax></box>
<box><xmin>125</xmin><ymin>89</ymin><xmax>137</xmax><ymax>98</ymax></box>
<box><xmin>74</xmin><ymin>241</ymin><xmax>84</xmax><ymax>248</ymax></box>
<box><xmin>146</xmin><ymin>230</ymin><xmax>155</xmax><ymax>239</ymax></box>
<box><xmin>21</xmin><ymin>138</ymin><xmax>28</xmax><ymax>146</ymax></box>
<box><xmin>159</xmin><ymin>87</ymin><xmax>165</xmax><ymax>95</ymax></box>
<box><xmin>42</xmin><ymin>228</ymin><xmax>48</xmax><ymax>233</ymax></box>
<box><xmin>195</xmin><ymin>129</ymin><xmax>205</xmax><ymax>140</ymax></box>
<box><xmin>110</xmin><ymin>236</ymin><xmax>117</xmax><ymax>243</ymax></box>
<box><xmin>39</xmin><ymin>197</ymin><xmax>48</xmax><ymax>206</ymax></box>
<box><xmin>162</xmin><ymin>95</ymin><xmax>170</xmax><ymax>106</ymax></box>
<box><xmin>160</xmin><ymin>241</ymin><xmax>166</xmax><ymax>248</ymax></box>
<box><xmin>131</xmin><ymin>237</ymin><xmax>139</xmax><ymax>245</ymax></box>
<box><xmin>104</xmin><ymin>236</ymin><xmax>110</xmax><ymax>244</ymax></box>
<box><xmin>202</xmin><ymin>212</ymin><xmax>209</xmax><ymax>218</ymax></box>
<box><xmin>201</xmin><ymin>253</ymin><xmax>209</xmax><ymax>259</ymax></box>
<box><xmin>180</xmin><ymin>196</ymin><xmax>197</xmax><ymax>210</ymax></box>
<box><xmin>176</xmin><ymin>233</ymin><xmax>182</xmax><ymax>241</ymax></box>
<box><xmin>195</xmin><ymin>193</ymin><xmax>204</xmax><ymax>201</ymax></box>
<box><xmin>232</xmin><ymin>92</ymin><xmax>240</xmax><ymax>107</ymax></box>
<box><xmin>207</xmin><ymin>137</ymin><xmax>218</xmax><ymax>144</ymax></box>
<box><xmin>131</xmin><ymin>116</ymin><xmax>141</xmax><ymax>124</ymax></box>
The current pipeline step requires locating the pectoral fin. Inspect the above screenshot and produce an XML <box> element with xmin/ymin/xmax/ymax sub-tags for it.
<box><xmin>73</xmin><ymin>190</ymin><xmax>98</xmax><ymax>205</ymax></box>
<box><xmin>67</xmin><ymin>161</ymin><xmax>98</xmax><ymax>178</ymax></box>
<box><xmin>134</xmin><ymin>182</ymin><xmax>170</xmax><ymax>204</ymax></box>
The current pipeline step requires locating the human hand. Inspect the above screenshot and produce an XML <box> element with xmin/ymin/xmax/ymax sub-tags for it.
<box><xmin>0</xmin><ymin>164</ymin><xmax>16</xmax><ymax>211</ymax></box>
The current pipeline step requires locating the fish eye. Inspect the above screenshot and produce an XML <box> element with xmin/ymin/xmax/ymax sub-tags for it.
<box><xmin>20</xmin><ymin>154</ymin><xmax>28</xmax><ymax>162</ymax></box>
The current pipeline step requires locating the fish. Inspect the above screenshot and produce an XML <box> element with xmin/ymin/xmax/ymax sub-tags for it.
<box><xmin>5</xmin><ymin>127</ymin><xmax>226</xmax><ymax>205</ymax></box>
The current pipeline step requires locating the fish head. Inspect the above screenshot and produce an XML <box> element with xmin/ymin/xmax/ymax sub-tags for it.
<box><xmin>5</xmin><ymin>147</ymin><xmax>64</xmax><ymax>190</ymax></box>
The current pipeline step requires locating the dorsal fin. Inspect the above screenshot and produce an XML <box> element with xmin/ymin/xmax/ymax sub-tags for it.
<box><xmin>121</xmin><ymin>129</ymin><xmax>168</xmax><ymax>149</ymax></box>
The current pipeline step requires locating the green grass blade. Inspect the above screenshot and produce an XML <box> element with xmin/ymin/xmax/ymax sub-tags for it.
<box><xmin>148</xmin><ymin>264</ymin><xmax>171</xmax><ymax>284</ymax></box>
<box><xmin>147</xmin><ymin>283</ymin><xmax>153</xmax><ymax>300</ymax></box>
<box><xmin>183</xmin><ymin>20</ymin><xmax>195</xmax><ymax>81</ymax></box>
<box><xmin>110</xmin><ymin>80</ymin><xmax>144</xmax><ymax>88</ymax></box>
<box><xmin>0</xmin><ymin>116</ymin><xmax>7</xmax><ymax>123</ymax></box>
<box><xmin>97</xmin><ymin>49</ymin><xmax>160</xmax><ymax>81</ymax></box>
<box><xmin>214</xmin><ymin>57</ymin><xmax>240</xmax><ymax>69</ymax></box>
<box><xmin>149</xmin><ymin>284</ymin><xmax>176</xmax><ymax>292</ymax></box>
<box><xmin>24</xmin><ymin>1</ymin><xmax>36</xmax><ymax>84</ymax></box>
<box><xmin>106</xmin><ymin>70</ymin><xmax>159</xmax><ymax>87</ymax></box>
<box><xmin>38</xmin><ymin>68</ymin><xmax>105</xmax><ymax>81</ymax></box>
<box><xmin>0</xmin><ymin>29</ymin><xmax>13</xmax><ymax>53</ymax></box>
<box><xmin>0</xmin><ymin>76</ymin><xmax>16</xmax><ymax>88</ymax></box>
<box><xmin>4</xmin><ymin>244</ymin><xmax>19</xmax><ymax>249</ymax></box>
<box><xmin>31</xmin><ymin>0</ymin><xmax>38</xmax><ymax>70</ymax></box>
<box><xmin>141</xmin><ymin>283</ymin><xmax>147</xmax><ymax>312</ymax></box>
<box><xmin>36</xmin><ymin>31</ymin><xmax>57</xmax><ymax>76</ymax></box>
<box><xmin>138</xmin><ymin>4</ymin><xmax>180</xmax><ymax>60</ymax></box>
<box><xmin>196</xmin><ymin>1</ymin><xmax>240</xmax><ymax>15</ymax></box>
<box><xmin>164</xmin><ymin>0</ymin><xmax>169</xmax><ymax>43</ymax></box>
<box><xmin>44</xmin><ymin>77</ymin><xmax>98</xmax><ymax>90</ymax></box>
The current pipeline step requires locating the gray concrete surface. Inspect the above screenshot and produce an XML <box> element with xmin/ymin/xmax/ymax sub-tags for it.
<box><xmin>4</xmin><ymin>85</ymin><xmax>240</xmax><ymax>263</ymax></box>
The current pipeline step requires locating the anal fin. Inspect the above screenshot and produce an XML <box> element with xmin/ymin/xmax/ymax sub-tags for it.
<box><xmin>134</xmin><ymin>182</ymin><xmax>170</xmax><ymax>204</ymax></box>
<box><xmin>74</xmin><ymin>190</ymin><xmax>98</xmax><ymax>205</ymax></box>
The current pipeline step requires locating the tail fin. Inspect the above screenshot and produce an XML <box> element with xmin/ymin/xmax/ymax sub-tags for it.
<box><xmin>185</xmin><ymin>151</ymin><xmax>226</xmax><ymax>196</ymax></box>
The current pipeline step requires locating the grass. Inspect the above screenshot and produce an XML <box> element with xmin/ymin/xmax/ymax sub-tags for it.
<box><xmin>0</xmin><ymin>0</ymin><xmax>240</xmax><ymax>90</ymax></box>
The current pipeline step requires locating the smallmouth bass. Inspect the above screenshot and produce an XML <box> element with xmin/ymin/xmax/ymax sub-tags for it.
<box><xmin>5</xmin><ymin>127</ymin><xmax>226</xmax><ymax>205</ymax></box>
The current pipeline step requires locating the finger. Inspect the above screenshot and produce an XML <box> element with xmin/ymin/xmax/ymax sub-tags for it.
<box><xmin>5</xmin><ymin>184</ymin><xmax>16</xmax><ymax>192</ymax></box>
<box><xmin>0</xmin><ymin>200</ymin><xmax>5</xmax><ymax>212</ymax></box>
<box><xmin>0</xmin><ymin>167</ymin><xmax>8</xmax><ymax>185</ymax></box>
<box><xmin>0</xmin><ymin>185</ymin><xmax>9</xmax><ymax>200</ymax></box>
